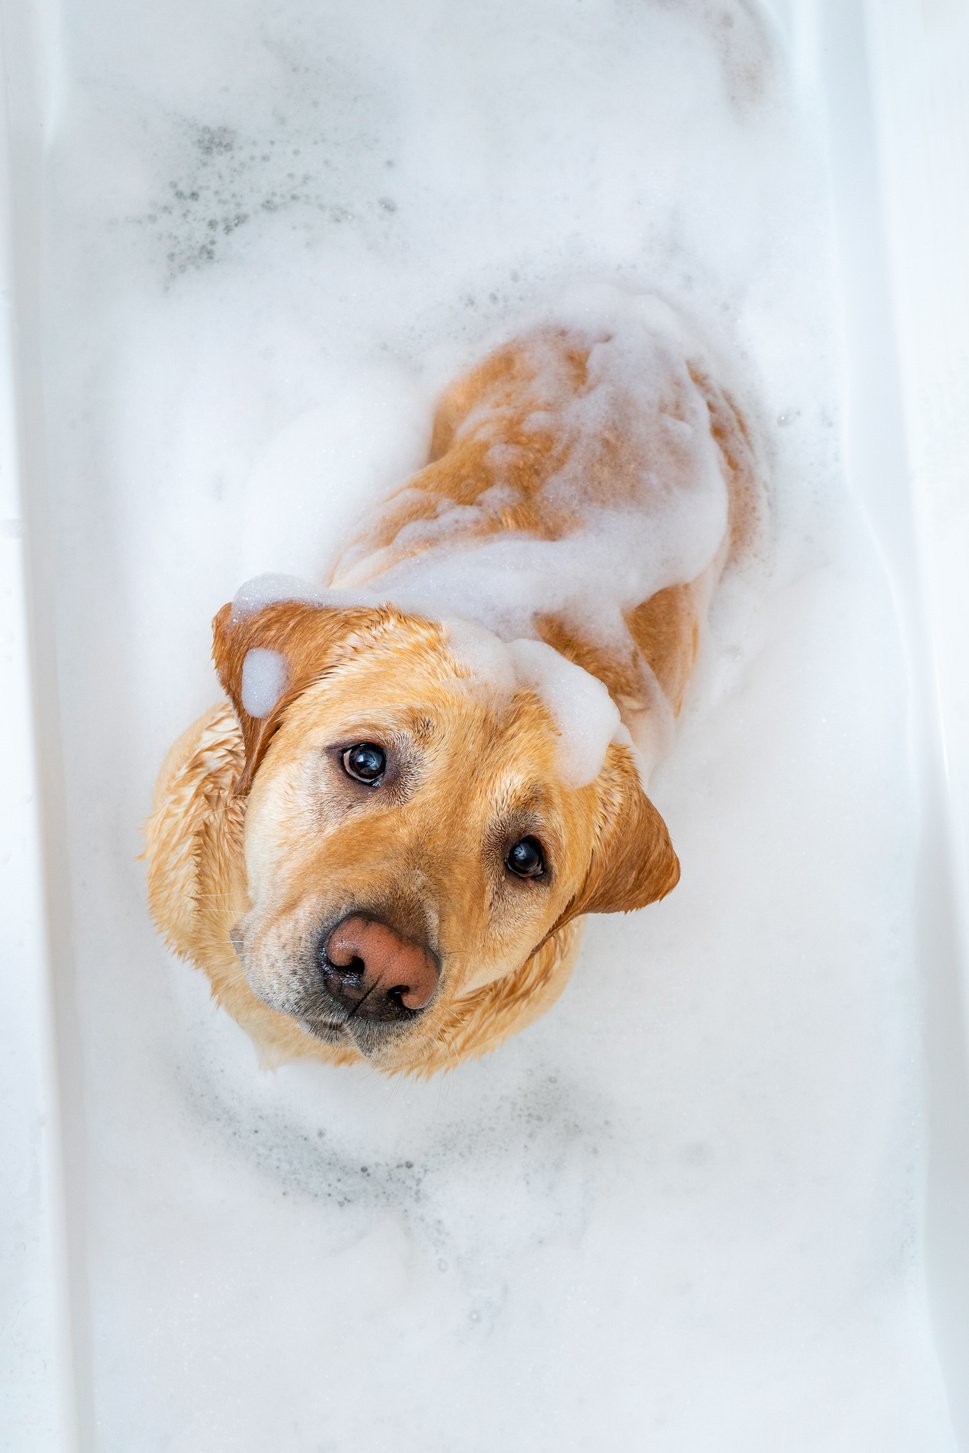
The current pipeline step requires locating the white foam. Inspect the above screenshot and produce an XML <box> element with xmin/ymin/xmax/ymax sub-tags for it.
<box><xmin>231</xmin><ymin>572</ymin><xmax>328</xmax><ymax>618</ymax></box>
<box><xmin>441</xmin><ymin>616</ymin><xmax>518</xmax><ymax>698</ymax></box>
<box><xmin>231</xmin><ymin>572</ymin><xmax>379</xmax><ymax>620</ymax></box>
<box><xmin>443</xmin><ymin>621</ymin><xmax>621</xmax><ymax>787</ymax></box>
<box><xmin>508</xmin><ymin>638</ymin><xmax>621</xmax><ymax>788</ymax></box>
<box><xmin>240</xmin><ymin>647</ymin><xmax>289</xmax><ymax>718</ymax></box>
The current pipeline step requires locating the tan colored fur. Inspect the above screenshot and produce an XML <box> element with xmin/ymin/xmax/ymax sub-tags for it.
<box><xmin>145</xmin><ymin>322</ymin><xmax>758</xmax><ymax>1076</ymax></box>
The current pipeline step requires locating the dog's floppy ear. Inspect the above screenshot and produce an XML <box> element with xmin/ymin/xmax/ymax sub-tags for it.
<box><xmin>212</xmin><ymin>598</ymin><xmax>379</xmax><ymax>794</ymax></box>
<box><xmin>574</xmin><ymin>742</ymin><xmax>680</xmax><ymax>916</ymax></box>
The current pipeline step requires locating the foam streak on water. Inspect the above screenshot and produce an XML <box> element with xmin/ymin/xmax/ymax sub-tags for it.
<box><xmin>36</xmin><ymin>0</ymin><xmax>956</xmax><ymax>1447</ymax></box>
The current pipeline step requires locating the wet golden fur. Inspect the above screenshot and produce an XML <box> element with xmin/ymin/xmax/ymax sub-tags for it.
<box><xmin>145</xmin><ymin>320</ymin><xmax>758</xmax><ymax>1076</ymax></box>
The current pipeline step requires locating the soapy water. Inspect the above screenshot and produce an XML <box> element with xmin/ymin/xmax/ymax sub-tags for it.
<box><xmin>35</xmin><ymin>0</ymin><xmax>958</xmax><ymax>1447</ymax></box>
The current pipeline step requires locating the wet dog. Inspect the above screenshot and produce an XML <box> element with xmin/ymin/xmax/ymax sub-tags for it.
<box><xmin>145</xmin><ymin>297</ymin><xmax>759</xmax><ymax>1075</ymax></box>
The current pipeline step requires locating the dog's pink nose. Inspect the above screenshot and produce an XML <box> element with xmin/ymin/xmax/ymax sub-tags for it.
<box><xmin>322</xmin><ymin>915</ymin><xmax>439</xmax><ymax>1018</ymax></box>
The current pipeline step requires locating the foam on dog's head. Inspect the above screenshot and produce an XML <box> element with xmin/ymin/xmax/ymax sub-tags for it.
<box><xmin>230</xmin><ymin>577</ymin><xmax>627</xmax><ymax>790</ymax></box>
<box><xmin>443</xmin><ymin>620</ymin><xmax>621</xmax><ymax>789</ymax></box>
<box><xmin>231</xmin><ymin>573</ymin><xmax>368</xmax><ymax>620</ymax></box>
<box><xmin>508</xmin><ymin>639</ymin><xmax>620</xmax><ymax>789</ymax></box>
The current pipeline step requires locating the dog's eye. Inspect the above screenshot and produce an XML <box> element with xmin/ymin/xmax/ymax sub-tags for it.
<box><xmin>342</xmin><ymin>743</ymin><xmax>386</xmax><ymax>785</ymax></box>
<box><xmin>506</xmin><ymin>837</ymin><xmax>545</xmax><ymax>879</ymax></box>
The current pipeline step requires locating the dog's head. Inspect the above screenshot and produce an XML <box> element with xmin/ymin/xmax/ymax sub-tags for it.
<box><xmin>214</xmin><ymin>594</ymin><xmax>679</xmax><ymax>1072</ymax></box>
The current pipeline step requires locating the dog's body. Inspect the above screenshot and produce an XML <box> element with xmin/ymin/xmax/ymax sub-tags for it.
<box><xmin>146</xmin><ymin>300</ymin><xmax>760</xmax><ymax>1075</ymax></box>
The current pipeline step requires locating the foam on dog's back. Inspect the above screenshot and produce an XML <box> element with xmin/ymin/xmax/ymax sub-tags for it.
<box><xmin>336</xmin><ymin>300</ymin><xmax>737</xmax><ymax>660</ymax></box>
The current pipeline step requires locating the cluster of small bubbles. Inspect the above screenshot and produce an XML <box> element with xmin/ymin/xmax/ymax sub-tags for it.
<box><xmin>120</xmin><ymin>108</ymin><xmax>404</xmax><ymax>282</ymax></box>
<box><xmin>184</xmin><ymin>1062</ymin><xmax>612</xmax><ymax>1285</ymax></box>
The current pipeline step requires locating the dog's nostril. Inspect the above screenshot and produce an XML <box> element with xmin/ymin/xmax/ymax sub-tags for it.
<box><xmin>326</xmin><ymin>936</ymin><xmax>366</xmax><ymax>973</ymax></box>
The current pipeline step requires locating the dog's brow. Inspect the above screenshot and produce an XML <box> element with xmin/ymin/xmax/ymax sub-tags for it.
<box><xmin>498</xmin><ymin>781</ymin><xmax>552</xmax><ymax>816</ymax></box>
<box><xmin>408</xmin><ymin>714</ymin><xmax>436</xmax><ymax>744</ymax></box>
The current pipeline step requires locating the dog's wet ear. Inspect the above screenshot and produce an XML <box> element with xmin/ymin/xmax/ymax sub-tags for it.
<box><xmin>211</xmin><ymin>598</ymin><xmax>378</xmax><ymax>794</ymax></box>
<box><xmin>574</xmin><ymin>743</ymin><xmax>680</xmax><ymax>915</ymax></box>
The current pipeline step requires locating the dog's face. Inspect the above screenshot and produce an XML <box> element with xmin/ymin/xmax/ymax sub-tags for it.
<box><xmin>214</xmin><ymin>598</ymin><xmax>679</xmax><ymax>1072</ymax></box>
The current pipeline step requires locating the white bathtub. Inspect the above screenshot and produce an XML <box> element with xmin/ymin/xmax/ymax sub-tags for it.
<box><xmin>2</xmin><ymin>0</ymin><xmax>968</xmax><ymax>1448</ymax></box>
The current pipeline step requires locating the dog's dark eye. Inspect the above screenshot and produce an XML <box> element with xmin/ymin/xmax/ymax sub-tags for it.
<box><xmin>342</xmin><ymin>743</ymin><xmax>386</xmax><ymax>785</ymax></box>
<box><xmin>506</xmin><ymin>837</ymin><xmax>545</xmax><ymax>879</ymax></box>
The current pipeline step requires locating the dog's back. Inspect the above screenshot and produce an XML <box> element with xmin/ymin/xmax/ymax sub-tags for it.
<box><xmin>331</xmin><ymin>306</ymin><xmax>761</xmax><ymax>746</ymax></box>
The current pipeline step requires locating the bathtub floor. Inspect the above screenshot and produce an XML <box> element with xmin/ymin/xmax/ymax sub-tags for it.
<box><xmin>12</xmin><ymin>0</ymin><xmax>962</xmax><ymax>1447</ymax></box>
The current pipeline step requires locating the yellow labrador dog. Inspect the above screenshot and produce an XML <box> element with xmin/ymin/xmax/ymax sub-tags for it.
<box><xmin>145</xmin><ymin>296</ymin><xmax>759</xmax><ymax>1076</ymax></box>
